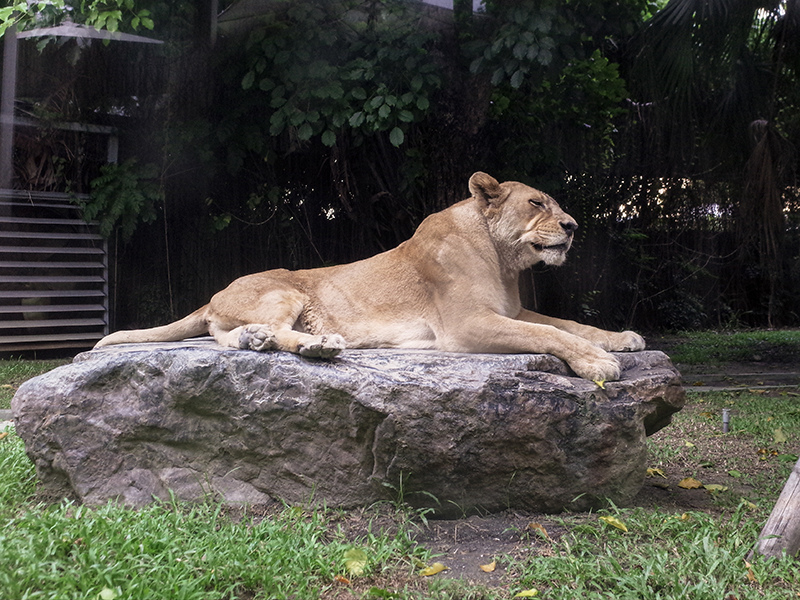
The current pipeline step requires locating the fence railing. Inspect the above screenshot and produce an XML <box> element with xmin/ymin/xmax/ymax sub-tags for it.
<box><xmin>0</xmin><ymin>190</ymin><xmax>108</xmax><ymax>352</ymax></box>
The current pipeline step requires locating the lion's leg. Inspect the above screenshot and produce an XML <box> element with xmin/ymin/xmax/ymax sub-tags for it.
<box><xmin>444</xmin><ymin>313</ymin><xmax>622</xmax><ymax>381</ymax></box>
<box><xmin>208</xmin><ymin>288</ymin><xmax>346</xmax><ymax>358</ymax></box>
<box><xmin>516</xmin><ymin>309</ymin><xmax>645</xmax><ymax>352</ymax></box>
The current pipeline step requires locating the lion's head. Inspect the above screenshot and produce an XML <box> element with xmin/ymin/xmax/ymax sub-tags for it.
<box><xmin>469</xmin><ymin>172</ymin><xmax>578</xmax><ymax>270</ymax></box>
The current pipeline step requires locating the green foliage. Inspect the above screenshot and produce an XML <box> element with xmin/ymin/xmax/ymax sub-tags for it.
<box><xmin>82</xmin><ymin>159</ymin><xmax>162</xmax><ymax>240</ymax></box>
<box><xmin>0</xmin><ymin>0</ymin><xmax>152</xmax><ymax>37</ymax></box>
<box><xmin>232</xmin><ymin>0</ymin><xmax>440</xmax><ymax>154</ymax></box>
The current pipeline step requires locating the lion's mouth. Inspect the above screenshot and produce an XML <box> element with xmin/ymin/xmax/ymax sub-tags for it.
<box><xmin>532</xmin><ymin>242</ymin><xmax>569</xmax><ymax>252</ymax></box>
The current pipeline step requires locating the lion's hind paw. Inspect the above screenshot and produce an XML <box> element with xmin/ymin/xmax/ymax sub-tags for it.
<box><xmin>238</xmin><ymin>325</ymin><xmax>277</xmax><ymax>352</ymax></box>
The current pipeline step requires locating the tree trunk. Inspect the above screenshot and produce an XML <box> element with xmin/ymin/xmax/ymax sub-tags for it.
<box><xmin>753</xmin><ymin>456</ymin><xmax>800</xmax><ymax>559</ymax></box>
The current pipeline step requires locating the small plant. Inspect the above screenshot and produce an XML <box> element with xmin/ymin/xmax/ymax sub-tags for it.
<box><xmin>79</xmin><ymin>158</ymin><xmax>162</xmax><ymax>240</ymax></box>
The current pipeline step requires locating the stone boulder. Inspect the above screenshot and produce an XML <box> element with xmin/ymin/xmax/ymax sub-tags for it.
<box><xmin>12</xmin><ymin>339</ymin><xmax>685</xmax><ymax>516</ymax></box>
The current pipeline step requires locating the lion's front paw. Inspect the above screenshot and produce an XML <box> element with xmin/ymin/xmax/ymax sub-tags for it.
<box><xmin>238</xmin><ymin>325</ymin><xmax>277</xmax><ymax>351</ymax></box>
<box><xmin>298</xmin><ymin>334</ymin><xmax>346</xmax><ymax>359</ymax></box>
<box><xmin>569</xmin><ymin>351</ymin><xmax>621</xmax><ymax>382</ymax></box>
<box><xmin>613</xmin><ymin>331</ymin><xmax>646</xmax><ymax>352</ymax></box>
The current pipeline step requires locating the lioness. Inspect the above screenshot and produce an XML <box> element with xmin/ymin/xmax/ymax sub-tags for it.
<box><xmin>96</xmin><ymin>172</ymin><xmax>644</xmax><ymax>381</ymax></box>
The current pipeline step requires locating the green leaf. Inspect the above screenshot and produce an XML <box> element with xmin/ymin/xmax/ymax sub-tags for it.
<box><xmin>349</xmin><ymin>111</ymin><xmax>365</xmax><ymax>127</ymax></box>
<box><xmin>297</xmin><ymin>122</ymin><xmax>313</xmax><ymax>141</ymax></box>
<box><xmin>321</xmin><ymin>130</ymin><xmax>337</xmax><ymax>147</ymax></box>
<box><xmin>416</xmin><ymin>96</ymin><xmax>430</xmax><ymax>111</ymax></box>
<box><xmin>389</xmin><ymin>127</ymin><xmax>404</xmax><ymax>147</ymax></box>
<box><xmin>398</xmin><ymin>110</ymin><xmax>414</xmax><ymax>123</ymax></box>
<box><xmin>241</xmin><ymin>71</ymin><xmax>255</xmax><ymax>90</ymax></box>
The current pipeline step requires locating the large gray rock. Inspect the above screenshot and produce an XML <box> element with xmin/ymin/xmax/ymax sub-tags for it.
<box><xmin>12</xmin><ymin>340</ymin><xmax>684</xmax><ymax>515</ymax></box>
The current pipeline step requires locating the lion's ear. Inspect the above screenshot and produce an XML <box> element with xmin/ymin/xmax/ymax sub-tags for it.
<box><xmin>469</xmin><ymin>172</ymin><xmax>503</xmax><ymax>205</ymax></box>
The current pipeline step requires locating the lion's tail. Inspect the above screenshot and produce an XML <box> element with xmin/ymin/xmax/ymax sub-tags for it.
<box><xmin>94</xmin><ymin>305</ymin><xmax>210</xmax><ymax>348</ymax></box>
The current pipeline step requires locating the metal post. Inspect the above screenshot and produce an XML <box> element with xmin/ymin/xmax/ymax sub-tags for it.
<box><xmin>0</xmin><ymin>25</ymin><xmax>18</xmax><ymax>191</ymax></box>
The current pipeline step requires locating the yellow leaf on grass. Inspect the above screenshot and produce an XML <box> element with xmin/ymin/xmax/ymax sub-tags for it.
<box><xmin>684</xmin><ymin>441</ymin><xmax>696</xmax><ymax>448</ymax></box>
<box><xmin>479</xmin><ymin>560</ymin><xmax>496</xmax><ymax>573</ymax></box>
<box><xmin>527</xmin><ymin>522</ymin><xmax>550</xmax><ymax>540</ymax></box>
<box><xmin>343</xmin><ymin>548</ymin><xmax>368</xmax><ymax>576</ymax></box>
<box><xmin>704</xmin><ymin>484</ymin><xmax>728</xmax><ymax>493</ymax></box>
<box><xmin>774</xmin><ymin>428</ymin><xmax>788</xmax><ymax>444</ymax></box>
<box><xmin>745</xmin><ymin>560</ymin><xmax>757</xmax><ymax>583</ymax></box>
<box><xmin>599</xmin><ymin>516</ymin><xmax>628</xmax><ymax>532</ymax></box>
<box><xmin>678</xmin><ymin>477</ymin><xmax>703</xmax><ymax>489</ymax></box>
<box><xmin>419</xmin><ymin>562</ymin><xmax>448</xmax><ymax>577</ymax></box>
<box><xmin>0</xmin><ymin>432</ymin><xmax>8</xmax><ymax>441</ymax></box>
<box><xmin>647</xmin><ymin>468</ymin><xmax>667</xmax><ymax>478</ymax></box>
<box><xmin>514</xmin><ymin>589</ymin><xmax>539</xmax><ymax>598</ymax></box>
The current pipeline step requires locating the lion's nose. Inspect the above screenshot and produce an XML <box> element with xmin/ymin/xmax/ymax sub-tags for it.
<box><xmin>560</xmin><ymin>219</ymin><xmax>578</xmax><ymax>233</ymax></box>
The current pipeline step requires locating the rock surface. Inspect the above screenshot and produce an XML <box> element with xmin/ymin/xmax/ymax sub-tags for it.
<box><xmin>12</xmin><ymin>339</ymin><xmax>685</xmax><ymax>515</ymax></box>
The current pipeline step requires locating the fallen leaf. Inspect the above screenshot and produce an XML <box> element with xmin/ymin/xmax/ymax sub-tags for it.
<box><xmin>0</xmin><ymin>432</ymin><xmax>8</xmax><ymax>441</ymax></box>
<box><xmin>684</xmin><ymin>441</ymin><xmax>696</xmax><ymax>448</ymax></box>
<box><xmin>419</xmin><ymin>562</ymin><xmax>448</xmax><ymax>577</ymax></box>
<box><xmin>594</xmin><ymin>379</ymin><xmax>606</xmax><ymax>389</ymax></box>
<box><xmin>741</xmin><ymin>499</ymin><xmax>757</xmax><ymax>510</ymax></box>
<box><xmin>527</xmin><ymin>522</ymin><xmax>550</xmax><ymax>540</ymax></box>
<box><xmin>98</xmin><ymin>589</ymin><xmax>118</xmax><ymax>600</ymax></box>
<box><xmin>699</xmin><ymin>411</ymin><xmax>714</xmax><ymax>419</ymax></box>
<box><xmin>745</xmin><ymin>560</ymin><xmax>757</xmax><ymax>583</ymax></box>
<box><xmin>704</xmin><ymin>484</ymin><xmax>728</xmax><ymax>493</ymax></box>
<box><xmin>678</xmin><ymin>477</ymin><xmax>703</xmax><ymax>489</ymax></box>
<box><xmin>343</xmin><ymin>548</ymin><xmax>368</xmax><ymax>576</ymax></box>
<box><xmin>334</xmin><ymin>575</ymin><xmax>351</xmax><ymax>585</ymax></box>
<box><xmin>479</xmin><ymin>560</ymin><xmax>496</xmax><ymax>573</ymax></box>
<box><xmin>728</xmin><ymin>470</ymin><xmax>743</xmax><ymax>478</ymax></box>
<box><xmin>514</xmin><ymin>590</ymin><xmax>539</xmax><ymax>598</ymax></box>
<box><xmin>599</xmin><ymin>515</ymin><xmax>628</xmax><ymax>532</ymax></box>
<box><xmin>647</xmin><ymin>467</ymin><xmax>667</xmax><ymax>478</ymax></box>
<box><xmin>774</xmin><ymin>428</ymin><xmax>788</xmax><ymax>444</ymax></box>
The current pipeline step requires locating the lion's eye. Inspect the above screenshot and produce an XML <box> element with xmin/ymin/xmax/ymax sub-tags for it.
<box><xmin>529</xmin><ymin>199</ymin><xmax>544</xmax><ymax>208</ymax></box>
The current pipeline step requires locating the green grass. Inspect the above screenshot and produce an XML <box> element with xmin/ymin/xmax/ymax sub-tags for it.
<box><xmin>509</xmin><ymin>505</ymin><xmax>799</xmax><ymax>599</ymax></box>
<box><xmin>668</xmin><ymin>329</ymin><xmax>800</xmax><ymax>364</ymax></box>
<box><xmin>0</xmin><ymin>358</ymin><xmax>69</xmax><ymax>410</ymax></box>
<box><xmin>0</xmin><ymin>427</ymin><xmax>429</xmax><ymax>600</ymax></box>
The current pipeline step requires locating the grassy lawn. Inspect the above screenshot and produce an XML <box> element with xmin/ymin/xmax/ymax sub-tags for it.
<box><xmin>666</xmin><ymin>329</ymin><xmax>800</xmax><ymax>365</ymax></box>
<box><xmin>0</xmin><ymin>358</ymin><xmax>70</xmax><ymax>410</ymax></box>
<box><xmin>2</xmin><ymin>340</ymin><xmax>800</xmax><ymax>599</ymax></box>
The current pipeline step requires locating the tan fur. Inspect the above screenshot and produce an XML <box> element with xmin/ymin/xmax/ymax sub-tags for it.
<box><xmin>96</xmin><ymin>172</ymin><xmax>645</xmax><ymax>381</ymax></box>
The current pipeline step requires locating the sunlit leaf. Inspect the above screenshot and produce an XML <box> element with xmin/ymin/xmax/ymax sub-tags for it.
<box><xmin>419</xmin><ymin>562</ymin><xmax>448</xmax><ymax>577</ymax></box>
<box><xmin>343</xmin><ymin>548</ymin><xmax>368</xmax><ymax>576</ymax></box>
<box><xmin>527</xmin><ymin>522</ymin><xmax>550</xmax><ymax>540</ymax></box>
<box><xmin>745</xmin><ymin>560</ymin><xmax>757</xmax><ymax>583</ymax></box>
<box><xmin>647</xmin><ymin>467</ymin><xmax>667</xmax><ymax>478</ymax></box>
<box><xmin>514</xmin><ymin>589</ymin><xmax>539</xmax><ymax>598</ymax></box>
<box><xmin>98</xmin><ymin>589</ymin><xmax>118</xmax><ymax>600</ymax></box>
<box><xmin>741</xmin><ymin>499</ymin><xmax>758</xmax><ymax>510</ymax></box>
<box><xmin>704</xmin><ymin>484</ymin><xmax>728</xmax><ymax>493</ymax></box>
<box><xmin>0</xmin><ymin>432</ymin><xmax>8</xmax><ymax>441</ymax></box>
<box><xmin>479</xmin><ymin>560</ymin><xmax>496</xmax><ymax>572</ymax></box>
<box><xmin>599</xmin><ymin>516</ymin><xmax>628</xmax><ymax>532</ymax></box>
<box><xmin>678</xmin><ymin>477</ymin><xmax>703</xmax><ymax>489</ymax></box>
<box><xmin>684</xmin><ymin>441</ymin><xmax>695</xmax><ymax>448</ymax></box>
<box><xmin>728</xmin><ymin>470</ymin><xmax>743</xmax><ymax>478</ymax></box>
<box><xmin>593</xmin><ymin>379</ymin><xmax>606</xmax><ymax>389</ymax></box>
<box><xmin>774</xmin><ymin>428</ymin><xmax>787</xmax><ymax>444</ymax></box>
